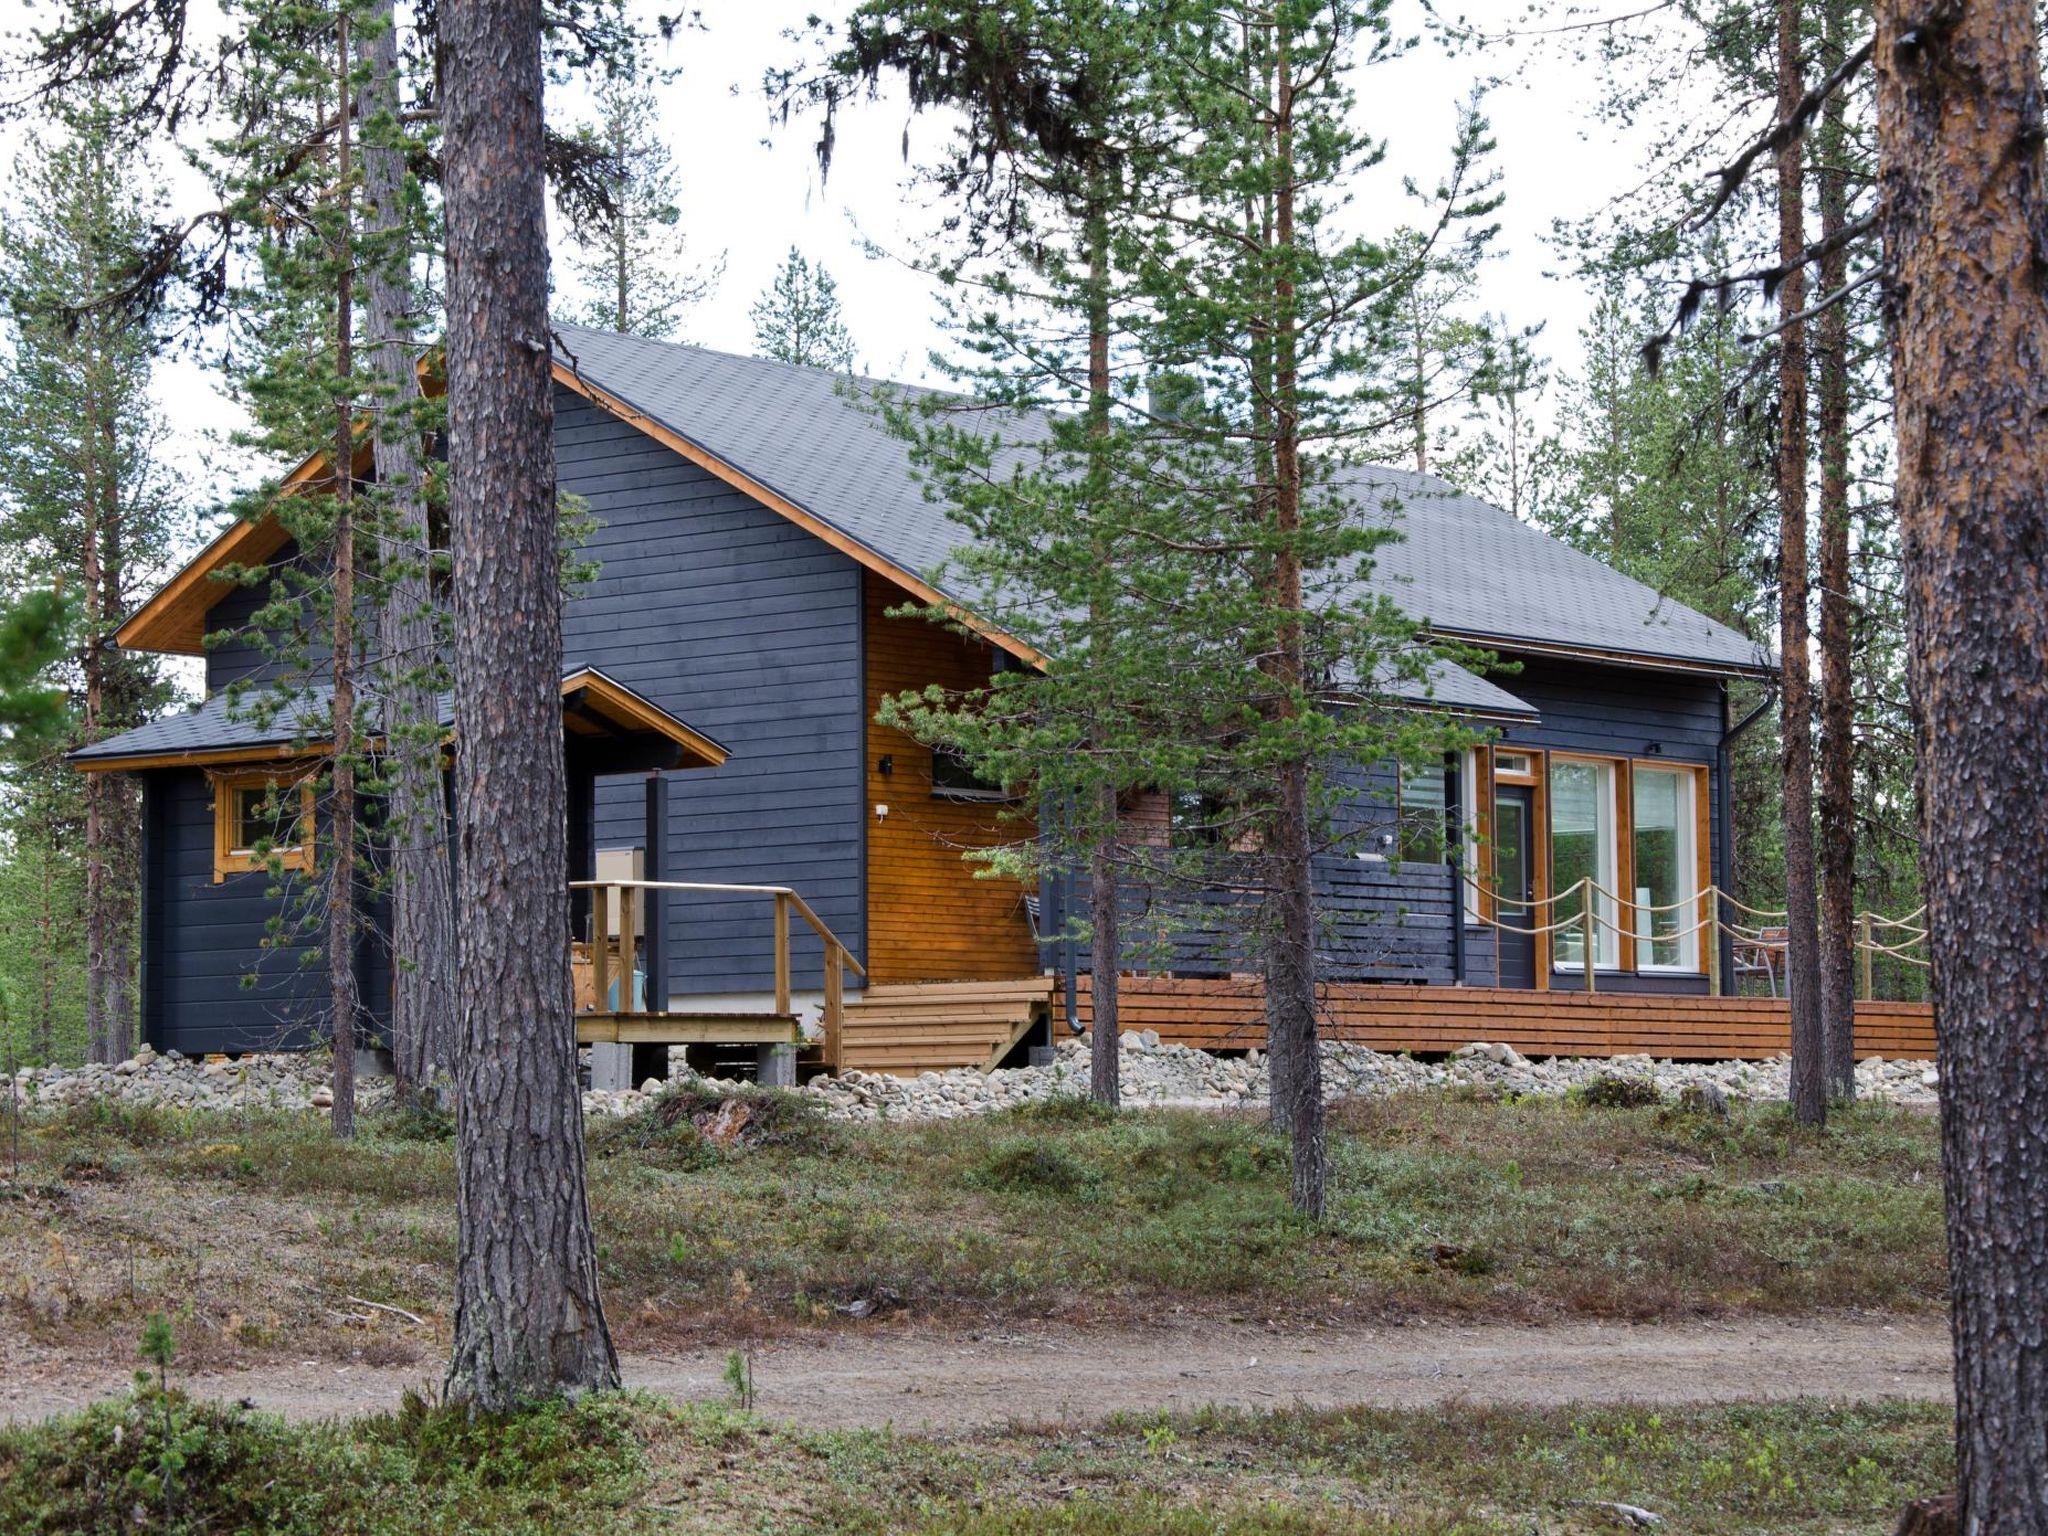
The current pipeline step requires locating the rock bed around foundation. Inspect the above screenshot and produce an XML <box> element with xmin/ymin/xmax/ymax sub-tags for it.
<box><xmin>10</xmin><ymin>1032</ymin><xmax>1937</xmax><ymax>1125</ymax></box>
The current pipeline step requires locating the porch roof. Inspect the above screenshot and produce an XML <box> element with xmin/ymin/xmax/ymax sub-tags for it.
<box><xmin>68</xmin><ymin>666</ymin><xmax>728</xmax><ymax>774</ymax></box>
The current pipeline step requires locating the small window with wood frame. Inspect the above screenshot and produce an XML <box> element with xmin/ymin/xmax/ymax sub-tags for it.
<box><xmin>212</xmin><ymin>768</ymin><xmax>316</xmax><ymax>883</ymax></box>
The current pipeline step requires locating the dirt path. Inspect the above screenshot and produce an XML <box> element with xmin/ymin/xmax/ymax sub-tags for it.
<box><xmin>0</xmin><ymin>1316</ymin><xmax>1949</xmax><ymax>1431</ymax></box>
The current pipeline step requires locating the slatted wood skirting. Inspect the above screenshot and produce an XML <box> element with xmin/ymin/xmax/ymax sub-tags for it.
<box><xmin>840</xmin><ymin>978</ymin><xmax>1054</xmax><ymax>1074</ymax></box>
<box><xmin>1063</xmin><ymin>974</ymin><xmax>1937</xmax><ymax>1061</ymax></box>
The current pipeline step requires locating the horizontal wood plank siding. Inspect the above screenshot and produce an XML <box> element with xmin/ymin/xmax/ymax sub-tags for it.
<box><xmin>864</xmin><ymin>570</ymin><xmax>1039</xmax><ymax>985</ymax></box>
<box><xmin>142</xmin><ymin>769</ymin><xmax>333</xmax><ymax>1053</ymax></box>
<box><xmin>558</xmin><ymin>387</ymin><xmax>866</xmax><ymax>998</ymax></box>
<box><xmin>1064</xmin><ymin>974</ymin><xmax>1935</xmax><ymax>1060</ymax></box>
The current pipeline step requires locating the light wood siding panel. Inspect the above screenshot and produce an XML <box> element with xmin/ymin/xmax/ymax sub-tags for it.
<box><xmin>1064</xmin><ymin>975</ymin><xmax>1937</xmax><ymax>1060</ymax></box>
<box><xmin>864</xmin><ymin>571</ymin><xmax>1039</xmax><ymax>984</ymax></box>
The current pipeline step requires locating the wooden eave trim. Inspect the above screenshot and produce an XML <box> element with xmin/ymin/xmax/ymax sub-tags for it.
<box><xmin>112</xmin><ymin>417</ymin><xmax>395</xmax><ymax>657</ymax></box>
<box><xmin>549</xmin><ymin>361</ymin><xmax>1049</xmax><ymax>672</ymax></box>
<box><xmin>74</xmin><ymin>741</ymin><xmax>330</xmax><ymax>773</ymax></box>
<box><xmin>559</xmin><ymin>668</ymin><xmax>729</xmax><ymax>769</ymax></box>
<box><xmin>1428</xmin><ymin>627</ymin><xmax>1776</xmax><ymax>681</ymax></box>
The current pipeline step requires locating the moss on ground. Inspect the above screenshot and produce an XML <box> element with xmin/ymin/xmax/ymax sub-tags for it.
<box><xmin>0</xmin><ymin>1382</ymin><xmax>1952</xmax><ymax>1535</ymax></box>
<box><xmin>0</xmin><ymin>1088</ymin><xmax>1944</xmax><ymax>1368</ymax></box>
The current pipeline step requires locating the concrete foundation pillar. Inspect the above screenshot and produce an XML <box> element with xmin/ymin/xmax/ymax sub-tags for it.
<box><xmin>589</xmin><ymin>1041</ymin><xmax>636</xmax><ymax>1093</ymax></box>
<box><xmin>757</xmin><ymin>1042</ymin><xmax>796</xmax><ymax>1088</ymax></box>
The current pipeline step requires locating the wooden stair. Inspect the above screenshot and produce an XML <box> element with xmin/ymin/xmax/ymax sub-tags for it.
<box><xmin>837</xmin><ymin>978</ymin><xmax>1055</xmax><ymax>1075</ymax></box>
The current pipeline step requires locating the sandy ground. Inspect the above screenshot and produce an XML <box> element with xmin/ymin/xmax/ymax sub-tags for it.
<box><xmin>0</xmin><ymin>1315</ymin><xmax>1951</xmax><ymax>1431</ymax></box>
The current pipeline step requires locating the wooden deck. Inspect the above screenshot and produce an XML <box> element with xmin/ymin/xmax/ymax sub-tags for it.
<box><xmin>1062</xmin><ymin>975</ymin><xmax>1936</xmax><ymax>1061</ymax></box>
<box><xmin>576</xmin><ymin>1011</ymin><xmax>798</xmax><ymax>1046</ymax></box>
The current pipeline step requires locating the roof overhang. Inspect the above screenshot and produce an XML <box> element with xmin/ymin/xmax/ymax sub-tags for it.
<box><xmin>1428</xmin><ymin>627</ymin><xmax>1778</xmax><ymax>682</ymax></box>
<box><xmin>73</xmin><ymin>669</ymin><xmax>727</xmax><ymax>774</ymax></box>
<box><xmin>558</xmin><ymin>668</ymin><xmax>728</xmax><ymax>771</ymax></box>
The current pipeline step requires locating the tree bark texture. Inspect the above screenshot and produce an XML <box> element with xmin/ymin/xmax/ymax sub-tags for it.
<box><xmin>82</xmin><ymin>315</ymin><xmax>136</xmax><ymax>1065</ymax></box>
<box><xmin>1262</xmin><ymin>38</ymin><xmax>1325</xmax><ymax>1219</ymax></box>
<box><xmin>1814</xmin><ymin>0</ymin><xmax>1859</xmax><ymax>1098</ymax></box>
<box><xmin>1088</xmin><ymin>797</ymin><xmax>1121</xmax><ymax>1107</ymax></box>
<box><xmin>441</xmin><ymin>0</ymin><xmax>619</xmax><ymax>1409</ymax></box>
<box><xmin>327</xmin><ymin>13</ymin><xmax>360</xmax><ymax>1142</ymax></box>
<box><xmin>1874</xmin><ymin>0</ymin><xmax>2048</xmax><ymax>1523</ymax></box>
<box><xmin>359</xmin><ymin>2</ymin><xmax>457</xmax><ymax>1109</ymax></box>
<box><xmin>1776</xmin><ymin>0</ymin><xmax>1826</xmax><ymax>1126</ymax></box>
<box><xmin>1084</xmin><ymin>187</ymin><xmax>1120</xmax><ymax>1109</ymax></box>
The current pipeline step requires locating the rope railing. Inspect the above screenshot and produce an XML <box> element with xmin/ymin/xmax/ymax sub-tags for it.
<box><xmin>1452</xmin><ymin>868</ymin><xmax>1929</xmax><ymax>997</ymax></box>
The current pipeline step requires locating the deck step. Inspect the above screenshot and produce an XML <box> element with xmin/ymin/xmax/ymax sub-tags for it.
<box><xmin>839</xmin><ymin>977</ymin><xmax>1053</xmax><ymax>1075</ymax></box>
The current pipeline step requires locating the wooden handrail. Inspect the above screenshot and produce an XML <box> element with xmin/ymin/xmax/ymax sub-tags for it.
<box><xmin>569</xmin><ymin>877</ymin><xmax>862</xmax><ymax>1071</ymax></box>
<box><xmin>568</xmin><ymin>878</ymin><xmax>867</xmax><ymax>977</ymax></box>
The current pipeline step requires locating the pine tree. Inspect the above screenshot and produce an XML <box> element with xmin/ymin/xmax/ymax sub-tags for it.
<box><xmin>0</xmin><ymin>105</ymin><xmax>175</xmax><ymax>1067</ymax></box>
<box><xmin>356</xmin><ymin>0</ymin><xmax>457</xmax><ymax>1107</ymax></box>
<box><xmin>1110</xmin><ymin>0</ymin><xmax>1498</xmax><ymax>1216</ymax></box>
<box><xmin>441</xmin><ymin>0</ymin><xmax>619</xmax><ymax>1410</ymax></box>
<box><xmin>557</xmin><ymin>75</ymin><xmax>723</xmax><ymax>339</ymax></box>
<box><xmin>1873</xmin><ymin>0</ymin><xmax>2048</xmax><ymax>1518</ymax></box>
<box><xmin>750</xmin><ymin>249</ymin><xmax>857</xmax><ymax>369</ymax></box>
<box><xmin>786</xmin><ymin>0</ymin><xmax>1175</xmax><ymax>1105</ymax></box>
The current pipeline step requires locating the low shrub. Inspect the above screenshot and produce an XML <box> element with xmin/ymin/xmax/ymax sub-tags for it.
<box><xmin>1574</xmin><ymin>1075</ymin><xmax>1664</xmax><ymax>1110</ymax></box>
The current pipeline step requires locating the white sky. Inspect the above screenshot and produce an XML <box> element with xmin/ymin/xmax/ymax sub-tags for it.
<box><xmin>4</xmin><ymin>0</ymin><xmax>1672</xmax><ymax>547</ymax></box>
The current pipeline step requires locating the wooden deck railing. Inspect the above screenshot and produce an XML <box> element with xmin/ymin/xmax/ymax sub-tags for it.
<box><xmin>569</xmin><ymin>878</ymin><xmax>865</xmax><ymax>1066</ymax></box>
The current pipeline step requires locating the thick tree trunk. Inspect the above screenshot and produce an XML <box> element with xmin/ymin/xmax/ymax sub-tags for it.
<box><xmin>359</xmin><ymin>2</ymin><xmax>457</xmax><ymax>1109</ymax></box>
<box><xmin>1814</xmin><ymin>16</ymin><xmax>1858</xmax><ymax>1099</ymax></box>
<box><xmin>327</xmin><ymin>15</ymin><xmax>360</xmax><ymax>1141</ymax></box>
<box><xmin>1263</xmin><ymin>39</ymin><xmax>1325</xmax><ymax>1219</ymax></box>
<box><xmin>1775</xmin><ymin>0</ymin><xmax>1825</xmax><ymax>1127</ymax></box>
<box><xmin>442</xmin><ymin>0</ymin><xmax>619</xmax><ymax>1408</ymax></box>
<box><xmin>1874</xmin><ymin>0</ymin><xmax>2048</xmax><ymax>1524</ymax></box>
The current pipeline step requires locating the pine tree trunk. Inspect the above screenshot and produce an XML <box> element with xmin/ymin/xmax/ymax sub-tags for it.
<box><xmin>1084</xmin><ymin>182</ymin><xmax>1120</xmax><ymax>1108</ymax></box>
<box><xmin>1873</xmin><ymin>0</ymin><xmax>2048</xmax><ymax>1523</ymax></box>
<box><xmin>1775</xmin><ymin>0</ymin><xmax>1825</xmax><ymax>1127</ymax></box>
<box><xmin>1814</xmin><ymin>14</ymin><xmax>1858</xmax><ymax>1099</ymax></box>
<box><xmin>442</xmin><ymin>0</ymin><xmax>619</xmax><ymax>1409</ymax></box>
<box><xmin>1088</xmin><ymin>799</ymin><xmax>1121</xmax><ymax>1106</ymax></box>
<box><xmin>82</xmin><ymin>365</ymin><xmax>133</xmax><ymax>1065</ymax></box>
<box><xmin>327</xmin><ymin>15</ymin><xmax>360</xmax><ymax>1141</ymax></box>
<box><xmin>1263</xmin><ymin>35</ymin><xmax>1325</xmax><ymax>1220</ymax></box>
<box><xmin>359</xmin><ymin>1</ymin><xmax>457</xmax><ymax>1109</ymax></box>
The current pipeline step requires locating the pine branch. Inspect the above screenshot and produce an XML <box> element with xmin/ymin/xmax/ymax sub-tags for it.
<box><xmin>1691</xmin><ymin>37</ymin><xmax>1875</xmax><ymax>231</ymax></box>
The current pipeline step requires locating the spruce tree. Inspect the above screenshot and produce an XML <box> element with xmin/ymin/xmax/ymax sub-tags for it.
<box><xmin>557</xmin><ymin>74</ymin><xmax>723</xmax><ymax>339</ymax></box>
<box><xmin>750</xmin><ymin>249</ymin><xmax>857</xmax><ymax>369</ymax></box>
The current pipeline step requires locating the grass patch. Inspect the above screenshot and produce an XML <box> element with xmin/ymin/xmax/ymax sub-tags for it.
<box><xmin>0</xmin><ymin>1386</ymin><xmax>1953</xmax><ymax>1534</ymax></box>
<box><xmin>0</xmin><ymin>1089</ymin><xmax>1945</xmax><ymax>1364</ymax></box>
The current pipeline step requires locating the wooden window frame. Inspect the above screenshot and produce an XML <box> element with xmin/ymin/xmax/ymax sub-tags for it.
<box><xmin>211</xmin><ymin>766</ymin><xmax>317</xmax><ymax>884</ymax></box>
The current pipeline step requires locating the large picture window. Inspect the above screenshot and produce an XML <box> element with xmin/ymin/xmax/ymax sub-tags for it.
<box><xmin>1549</xmin><ymin>757</ymin><xmax>1619</xmax><ymax>969</ymax></box>
<box><xmin>1632</xmin><ymin>765</ymin><xmax>1700</xmax><ymax>970</ymax></box>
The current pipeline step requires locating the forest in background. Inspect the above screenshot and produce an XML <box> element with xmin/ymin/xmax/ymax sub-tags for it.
<box><xmin>0</xmin><ymin>0</ymin><xmax>1923</xmax><ymax>1069</ymax></box>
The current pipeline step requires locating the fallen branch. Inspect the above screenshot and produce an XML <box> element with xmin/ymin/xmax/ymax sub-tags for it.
<box><xmin>345</xmin><ymin>1295</ymin><xmax>426</xmax><ymax>1327</ymax></box>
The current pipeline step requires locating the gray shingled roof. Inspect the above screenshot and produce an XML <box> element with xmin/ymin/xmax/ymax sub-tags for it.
<box><xmin>72</xmin><ymin>669</ymin><xmax>725</xmax><ymax>767</ymax></box>
<box><xmin>551</xmin><ymin>324</ymin><xmax>1767</xmax><ymax>681</ymax></box>
<box><xmin>70</xmin><ymin>687</ymin><xmax>337</xmax><ymax>763</ymax></box>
